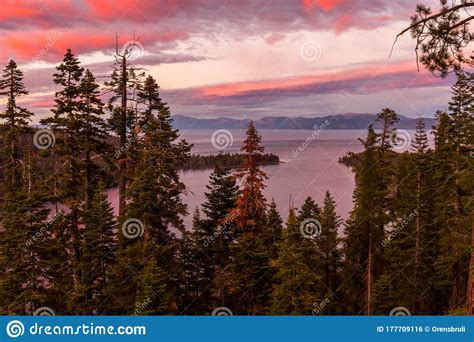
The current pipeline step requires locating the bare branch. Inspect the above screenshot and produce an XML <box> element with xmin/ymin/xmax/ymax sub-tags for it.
<box><xmin>398</xmin><ymin>2</ymin><xmax>474</xmax><ymax>38</ymax></box>
<box><xmin>449</xmin><ymin>15</ymin><xmax>474</xmax><ymax>31</ymax></box>
<box><xmin>389</xmin><ymin>1</ymin><xmax>474</xmax><ymax>76</ymax></box>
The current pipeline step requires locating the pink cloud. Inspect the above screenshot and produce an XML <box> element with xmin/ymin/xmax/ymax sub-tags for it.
<box><xmin>0</xmin><ymin>1</ymin><xmax>418</xmax><ymax>36</ymax></box>
<box><xmin>25</xmin><ymin>99</ymin><xmax>55</xmax><ymax>109</ymax></box>
<box><xmin>334</xmin><ymin>13</ymin><xmax>353</xmax><ymax>35</ymax></box>
<box><xmin>194</xmin><ymin>62</ymin><xmax>449</xmax><ymax>99</ymax></box>
<box><xmin>265</xmin><ymin>33</ymin><xmax>286</xmax><ymax>45</ymax></box>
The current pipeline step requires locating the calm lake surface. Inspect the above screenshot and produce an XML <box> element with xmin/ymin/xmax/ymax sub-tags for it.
<box><xmin>104</xmin><ymin>129</ymin><xmax>425</xmax><ymax>229</ymax></box>
<box><xmin>178</xmin><ymin>129</ymin><xmax>368</xmax><ymax>228</ymax></box>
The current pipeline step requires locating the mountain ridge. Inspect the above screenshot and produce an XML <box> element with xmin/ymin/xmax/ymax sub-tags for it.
<box><xmin>172</xmin><ymin>113</ymin><xmax>436</xmax><ymax>130</ymax></box>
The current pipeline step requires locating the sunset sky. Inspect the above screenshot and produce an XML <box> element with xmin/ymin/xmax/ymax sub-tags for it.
<box><xmin>1</xmin><ymin>0</ymin><xmax>454</xmax><ymax>122</ymax></box>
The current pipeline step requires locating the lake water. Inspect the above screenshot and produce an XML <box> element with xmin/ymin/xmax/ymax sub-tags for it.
<box><xmin>177</xmin><ymin>129</ymin><xmax>368</xmax><ymax>228</ymax></box>
<box><xmin>102</xmin><ymin>128</ymin><xmax>425</xmax><ymax>230</ymax></box>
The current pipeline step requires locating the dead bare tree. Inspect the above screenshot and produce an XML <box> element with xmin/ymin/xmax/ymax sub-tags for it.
<box><xmin>104</xmin><ymin>33</ymin><xmax>145</xmax><ymax>217</ymax></box>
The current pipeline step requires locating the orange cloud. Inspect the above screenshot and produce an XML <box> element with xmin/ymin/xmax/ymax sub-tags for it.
<box><xmin>0</xmin><ymin>1</ymin><xmax>40</xmax><ymax>21</ymax></box>
<box><xmin>4</xmin><ymin>31</ymin><xmax>108</xmax><ymax>60</ymax></box>
<box><xmin>302</xmin><ymin>0</ymin><xmax>348</xmax><ymax>12</ymax></box>
<box><xmin>84</xmin><ymin>0</ymin><xmax>182</xmax><ymax>21</ymax></box>
<box><xmin>0</xmin><ymin>30</ymin><xmax>188</xmax><ymax>62</ymax></box>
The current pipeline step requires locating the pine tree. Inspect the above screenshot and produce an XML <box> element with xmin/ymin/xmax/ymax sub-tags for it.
<box><xmin>374</xmin><ymin>108</ymin><xmax>400</xmax><ymax>223</ymax></box>
<box><xmin>177</xmin><ymin>228</ymin><xmax>200</xmax><ymax>315</ymax></box>
<box><xmin>298</xmin><ymin>196</ymin><xmax>321</xmax><ymax>222</ymax></box>
<box><xmin>194</xmin><ymin>163</ymin><xmax>240</xmax><ymax>311</ymax></box>
<box><xmin>271</xmin><ymin>209</ymin><xmax>321</xmax><ymax>314</ymax></box>
<box><xmin>431</xmin><ymin>110</ymin><xmax>458</xmax><ymax>312</ymax></box>
<box><xmin>39</xmin><ymin>209</ymin><xmax>74</xmax><ymax>314</ymax></box>
<box><xmin>75</xmin><ymin>184</ymin><xmax>116</xmax><ymax>314</ymax></box>
<box><xmin>342</xmin><ymin>125</ymin><xmax>387</xmax><ymax>315</ymax></box>
<box><xmin>447</xmin><ymin>71</ymin><xmax>474</xmax><ymax>150</ymax></box>
<box><xmin>106</xmin><ymin>75</ymin><xmax>189</xmax><ymax>314</ymax></box>
<box><xmin>376</xmin><ymin>108</ymin><xmax>399</xmax><ymax>151</ymax></box>
<box><xmin>265</xmin><ymin>199</ymin><xmax>283</xmax><ymax>260</ymax></box>
<box><xmin>40</xmin><ymin>49</ymin><xmax>85</xmax><ymax>302</ymax></box>
<box><xmin>232</xmin><ymin>121</ymin><xmax>268</xmax><ymax>230</ymax></box>
<box><xmin>263</xmin><ymin>200</ymin><xmax>284</xmax><ymax>313</ymax></box>
<box><xmin>373</xmin><ymin>153</ymin><xmax>418</xmax><ymax>315</ymax></box>
<box><xmin>0</xmin><ymin>59</ymin><xmax>33</xmax><ymax>196</ymax></box>
<box><xmin>317</xmin><ymin>191</ymin><xmax>343</xmax><ymax>314</ymax></box>
<box><xmin>230</xmin><ymin>121</ymin><xmax>272</xmax><ymax>314</ymax></box>
<box><xmin>0</xmin><ymin>61</ymin><xmax>44</xmax><ymax>313</ymax></box>
<box><xmin>433</xmin><ymin>71</ymin><xmax>473</xmax><ymax>313</ymax></box>
<box><xmin>0</xmin><ymin>149</ymin><xmax>51</xmax><ymax>314</ymax></box>
<box><xmin>77</xmin><ymin>69</ymin><xmax>110</xmax><ymax>210</ymax></box>
<box><xmin>410</xmin><ymin>117</ymin><xmax>437</xmax><ymax>314</ymax></box>
<box><xmin>295</xmin><ymin>195</ymin><xmax>326</xmax><ymax>305</ymax></box>
<box><xmin>134</xmin><ymin>241</ymin><xmax>174</xmax><ymax>315</ymax></box>
<box><xmin>457</xmin><ymin>72</ymin><xmax>474</xmax><ymax>315</ymax></box>
<box><xmin>128</xmin><ymin>75</ymin><xmax>191</xmax><ymax>241</ymax></box>
<box><xmin>202</xmin><ymin>163</ymin><xmax>240</xmax><ymax>227</ymax></box>
<box><xmin>40</xmin><ymin>51</ymin><xmax>111</xmax><ymax>312</ymax></box>
<box><xmin>179</xmin><ymin>208</ymin><xmax>216</xmax><ymax>314</ymax></box>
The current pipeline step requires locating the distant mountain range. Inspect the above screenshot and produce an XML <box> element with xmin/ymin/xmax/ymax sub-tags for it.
<box><xmin>172</xmin><ymin>113</ymin><xmax>436</xmax><ymax>130</ymax></box>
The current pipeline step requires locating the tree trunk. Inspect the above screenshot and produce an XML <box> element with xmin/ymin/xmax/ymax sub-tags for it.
<box><xmin>466</xmin><ymin>213</ymin><xmax>474</xmax><ymax>315</ymax></box>
<box><xmin>414</xmin><ymin>165</ymin><xmax>421</xmax><ymax>314</ymax></box>
<box><xmin>118</xmin><ymin>55</ymin><xmax>128</xmax><ymax>217</ymax></box>
<box><xmin>366</xmin><ymin>234</ymin><xmax>372</xmax><ymax>315</ymax></box>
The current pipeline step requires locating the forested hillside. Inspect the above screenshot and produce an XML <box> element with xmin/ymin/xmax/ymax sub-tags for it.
<box><xmin>0</xmin><ymin>42</ymin><xmax>472</xmax><ymax>316</ymax></box>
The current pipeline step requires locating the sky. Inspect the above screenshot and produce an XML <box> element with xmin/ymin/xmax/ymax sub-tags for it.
<box><xmin>0</xmin><ymin>0</ymin><xmax>455</xmax><ymax>122</ymax></box>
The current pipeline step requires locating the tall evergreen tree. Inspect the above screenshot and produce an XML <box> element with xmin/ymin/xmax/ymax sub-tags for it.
<box><xmin>202</xmin><ymin>163</ymin><xmax>240</xmax><ymax>227</ymax></box>
<box><xmin>177</xmin><ymin>227</ymin><xmax>200</xmax><ymax>315</ymax></box>
<box><xmin>410</xmin><ymin>117</ymin><xmax>437</xmax><ymax>314</ymax></box>
<box><xmin>77</xmin><ymin>69</ymin><xmax>110</xmax><ymax>210</ymax></box>
<box><xmin>75</xmin><ymin>184</ymin><xmax>116</xmax><ymax>314</ymax></box>
<box><xmin>271</xmin><ymin>209</ymin><xmax>321</xmax><ymax>314</ymax></box>
<box><xmin>265</xmin><ymin>199</ymin><xmax>283</xmax><ymax>260</ymax></box>
<box><xmin>199</xmin><ymin>163</ymin><xmax>240</xmax><ymax>311</ymax></box>
<box><xmin>41</xmin><ymin>51</ymin><xmax>111</xmax><ymax>311</ymax></box>
<box><xmin>317</xmin><ymin>191</ymin><xmax>343</xmax><ymax>315</ymax></box>
<box><xmin>430</xmin><ymin>110</ymin><xmax>459</xmax><ymax>312</ymax></box>
<box><xmin>343</xmin><ymin>125</ymin><xmax>387</xmax><ymax>315</ymax></box>
<box><xmin>433</xmin><ymin>71</ymin><xmax>473</xmax><ymax>312</ymax></box>
<box><xmin>230</xmin><ymin>121</ymin><xmax>272</xmax><ymax>314</ymax></box>
<box><xmin>232</xmin><ymin>121</ymin><xmax>268</xmax><ymax>230</ymax></box>
<box><xmin>376</xmin><ymin>107</ymin><xmax>399</xmax><ymax>151</ymax></box>
<box><xmin>0</xmin><ymin>149</ymin><xmax>51</xmax><ymax>314</ymax></box>
<box><xmin>134</xmin><ymin>241</ymin><xmax>175</xmax><ymax>315</ymax></box>
<box><xmin>296</xmin><ymin>196</ymin><xmax>326</xmax><ymax>305</ymax></box>
<box><xmin>298</xmin><ymin>196</ymin><xmax>321</xmax><ymax>222</ymax></box>
<box><xmin>0</xmin><ymin>59</ymin><xmax>33</xmax><ymax>196</ymax></box>
<box><xmin>40</xmin><ymin>49</ymin><xmax>85</xmax><ymax>305</ymax></box>
<box><xmin>106</xmin><ymin>75</ymin><xmax>190</xmax><ymax>314</ymax></box>
<box><xmin>128</xmin><ymin>75</ymin><xmax>191</xmax><ymax>241</ymax></box>
<box><xmin>372</xmin><ymin>153</ymin><xmax>419</xmax><ymax>315</ymax></box>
